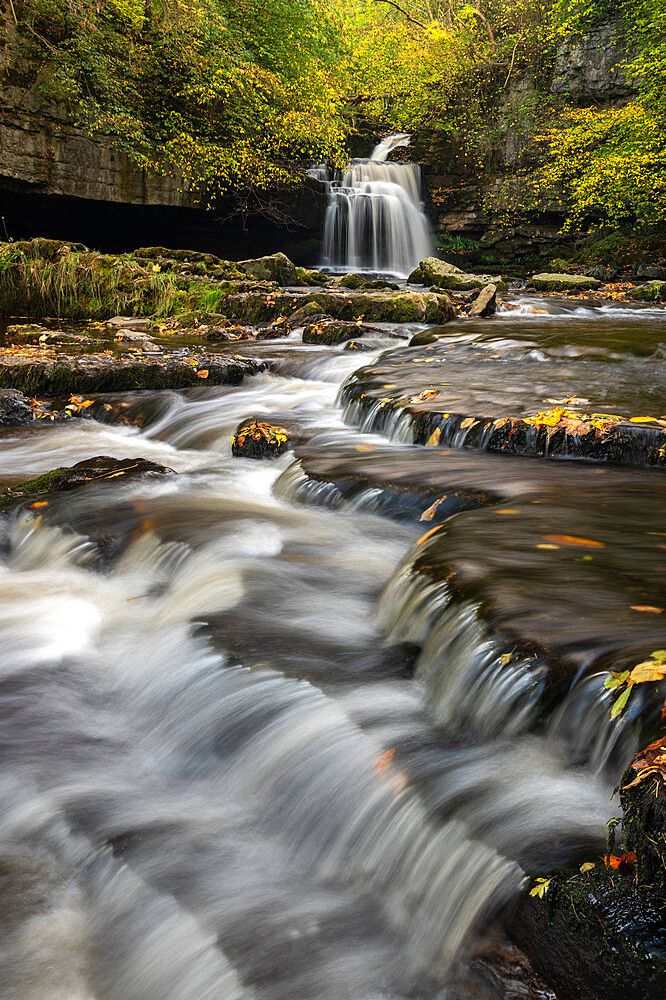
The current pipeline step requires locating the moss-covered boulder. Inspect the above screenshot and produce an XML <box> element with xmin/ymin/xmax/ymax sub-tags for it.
<box><xmin>631</xmin><ymin>280</ymin><xmax>666</xmax><ymax>302</ymax></box>
<box><xmin>294</xmin><ymin>266</ymin><xmax>329</xmax><ymax>287</ymax></box>
<box><xmin>230</xmin><ymin>420</ymin><xmax>291</xmax><ymax>460</ymax></box>
<box><xmin>1</xmin><ymin>457</ymin><xmax>174</xmax><ymax>511</ymax></box>
<box><xmin>530</xmin><ymin>272</ymin><xmax>602</xmax><ymax>292</ymax></box>
<box><xmin>237</xmin><ymin>252</ymin><xmax>299</xmax><ymax>286</ymax></box>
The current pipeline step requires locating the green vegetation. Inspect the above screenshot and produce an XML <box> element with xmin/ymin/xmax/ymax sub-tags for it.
<box><xmin>11</xmin><ymin>1</ymin><xmax>666</xmax><ymax>251</ymax></box>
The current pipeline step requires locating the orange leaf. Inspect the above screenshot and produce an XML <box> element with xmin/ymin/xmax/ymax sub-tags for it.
<box><xmin>374</xmin><ymin>748</ymin><xmax>395</xmax><ymax>777</ymax></box>
<box><xmin>197</xmin><ymin>369</ymin><xmax>209</xmax><ymax>379</ymax></box>
<box><xmin>29</xmin><ymin>501</ymin><xmax>49</xmax><ymax>509</ymax></box>
<box><xmin>543</xmin><ymin>535</ymin><xmax>605</xmax><ymax>548</ymax></box>
<box><xmin>630</xmin><ymin>605</ymin><xmax>663</xmax><ymax>614</ymax></box>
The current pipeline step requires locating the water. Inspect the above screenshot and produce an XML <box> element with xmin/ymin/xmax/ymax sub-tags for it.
<box><xmin>314</xmin><ymin>135</ymin><xmax>432</xmax><ymax>277</ymax></box>
<box><xmin>0</xmin><ymin>303</ymin><xmax>663</xmax><ymax>999</ymax></box>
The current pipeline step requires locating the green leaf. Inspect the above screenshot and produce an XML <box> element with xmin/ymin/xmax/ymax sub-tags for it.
<box><xmin>611</xmin><ymin>684</ymin><xmax>634</xmax><ymax>719</ymax></box>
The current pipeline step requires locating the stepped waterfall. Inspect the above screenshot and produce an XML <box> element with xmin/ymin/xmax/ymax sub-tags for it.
<box><xmin>313</xmin><ymin>134</ymin><xmax>432</xmax><ymax>278</ymax></box>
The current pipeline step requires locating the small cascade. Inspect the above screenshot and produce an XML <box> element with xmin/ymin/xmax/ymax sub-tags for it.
<box><xmin>314</xmin><ymin>134</ymin><xmax>432</xmax><ymax>278</ymax></box>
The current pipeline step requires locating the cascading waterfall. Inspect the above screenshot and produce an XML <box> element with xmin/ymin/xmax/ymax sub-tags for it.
<box><xmin>314</xmin><ymin>134</ymin><xmax>432</xmax><ymax>277</ymax></box>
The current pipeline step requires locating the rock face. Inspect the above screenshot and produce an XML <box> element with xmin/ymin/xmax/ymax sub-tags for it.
<box><xmin>0</xmin><ymin>17</ymin><xmax>326</xmax><ymax>256</ymax></box>
<box><xmin>550</xmin><ymin>20</ymin><xmax>635</xmax><ymax>102</ymax></box>
<box><xmin>530</xmin><ymin>272</ymin><xmax>602</xmax><ymax>292</ymax></box>
<box><xmin>418</xmin><ymin>17</ymin><xmax>638</xmax><ymax>258</ymax></box>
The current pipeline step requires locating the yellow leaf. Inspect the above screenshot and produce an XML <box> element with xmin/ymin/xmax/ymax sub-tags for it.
<box><xmin>580</xmin><ymin>862</ymin><xmax>595</xmax><ymax>873</ymax></box>
<box><xmin>629</xmin><ymin>662</ymin><xmax>666</xmax><ymax>684</ymax></box>
<box><xmin>425</xmin><ymin>427</ymin><xmax>441</xmax><ymax>447</ymax></box>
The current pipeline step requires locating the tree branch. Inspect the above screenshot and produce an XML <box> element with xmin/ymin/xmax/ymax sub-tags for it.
<box><xmin>372</xmin><ymin>0</ymin><xmax>427</xmax><ymax>30</ymax></box>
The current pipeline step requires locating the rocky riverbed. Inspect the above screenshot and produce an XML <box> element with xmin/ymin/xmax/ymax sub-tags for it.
<box><xmin>0</xmin><ymin>240</ymin><xmax>664</xmax><ymax>1000</ymax></box>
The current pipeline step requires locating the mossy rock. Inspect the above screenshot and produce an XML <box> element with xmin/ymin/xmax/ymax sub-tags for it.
<box><xmin>0</xmin><ymin>457</ymin><xmax>174</xmax><ymax>511</ymax></box>
<box><xmin>237</xmin><ymin>252</ymin><xmax>299</xmax><ymax>286</ymax></box>
<box><xmin>631</xmin><ymin>280</ymin><xmax>666</xmax><ymax>302</ymax></box>
<box><xmin>230</xmin><ymin>420</ymin><xmax>291</xmax><ymax>460</ymax></box>
<box><xmin>294</xmin><ymin>266</ymin><xmax>328</xmax><ymax>287</ymax></box>
<box><xmin>530</xmin><ymin>272</ymin><xmax>602</xmax><ymax>292</ymax></box>
<box><xmin>408</xmin><ymin>256</ymin><xmax>506</xmax><ymax>292</ymax></box>
<box><xmin>303</xmin><ymin>320</ymin><xmax>367</xmax><ymax>345</ymax></box>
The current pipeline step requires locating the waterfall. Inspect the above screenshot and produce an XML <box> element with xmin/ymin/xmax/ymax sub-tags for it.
<box><xmin>313</xmin><ymin>134</ymin><xmax>432</xmax><ymax>278</ymax></box>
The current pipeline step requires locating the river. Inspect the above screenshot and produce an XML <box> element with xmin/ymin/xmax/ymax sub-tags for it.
<box><xmin>0</xmin><ymin>295</ymin><xmax>663</xmax><ymax>1000</ymax></box>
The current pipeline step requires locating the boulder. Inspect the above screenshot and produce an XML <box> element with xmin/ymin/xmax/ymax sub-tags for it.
<box><xmin>530</xmin><ymin>273</ymin><xmax>602</xmax><ymax>292</ymax></box>
<box><xmin>0</xmin><ymin>388</ymin><xmax>33</xmax><ymax>425</ymax></box>
<box><xmin>409</xmin><ymin>256</ymin><xmax>506</xmax><ymax>292</ymax></box>
<box><xmin>631</xmin><ymin>280</ymin><xmax>666</xmax><ymax>302</ymax></box>
<box><xmin>636</xmin><ymin>265</ymin><xmax>666</xmax><ymax>281</ymax></box>
<box><xmin>1</xmin><ymin>457</ymin><xmax>174</xmax><ymax>510</ymax></box>
<box><xmin>230</xmin><ymin>420</ymin><xmax>291</xmax><ymax>460</ymax></box>
<box><xmin>303</xmin><ymin>320</ymin><xmax>383</xmax><ymax>346</ymax></box>
<box><xmin>468</xmin><ymin>283</ymin><xmax>497</xmax><ymax>318</ymax></box>
<box><xmin>237</xmin><ymin>252</ymin><xmax>299</xmax><ymax>286</ymax></box>
<box><xmin>294</xmin><ymin>266</ymin><xmax>329</xmax><ymax>287</ymax></box>
<box><xmin>106</xmin><ymin>316</ymin><xmax>151</xmax><ymax>331</ymax></box>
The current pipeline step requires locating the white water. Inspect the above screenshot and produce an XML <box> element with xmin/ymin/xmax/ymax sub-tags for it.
<box><xmin>0</xmin><ymin>339</ymin><xmax>617</xmax><ymax>1000</ymax></box>
<box><xmin>316</xmin><ymin>135</ymin><xmax>432</xmax><ymax>277</ymax></box>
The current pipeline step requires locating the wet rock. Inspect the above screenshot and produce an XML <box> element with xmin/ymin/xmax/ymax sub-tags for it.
<box><xmin>508</xmin><ymin>868</ymin><xmax>666</xmax><ymax>1000</ymax></box>
<box><xmin>408</xmin><ymin>257</ymin><xmax>506</xmax><ymax>292</ymax></box>
<box><xmin>0</xmin><ymin>388</ymin><xmax>33</xmax><ymax>425</ymax></box>
<box><xmin>230</xmin><ymin>420</ymin><xmax>291</xmax><ymax>460</ymax></box>
<box><xmin>303</xmin><ymin>320</ymin><xmax>383</xmax><ymax>346</ymax></box>
<box><xmin>288</xmin><ymin>300</ymin><xmax>327</xmax><ymax>326</ymax></box>
<box><xmin>113</xmin><ymin>330</ymin><xmax>161</xmax><ymax>352</ymax></box>
<box><xmin>106</xmin><ymin>316</ymin><xmax>151</xmax><ymax>331</ymax></box>
<box><xmin>343</xmin><ymin>338</ymin><xmax>387</xmax><ymax>352</ymax></box>
<box><xmin>237</xmin><ymin>252</ymin><xmax>299</xmax><ymax>286</ymax></box>
<box><xmin>337</xmin><ymin>274</ymin><xmax>400</xmax><ymax>291</ymax></box>
<box><xmin>6</xmin><ymin>325</ymin><xmax>102</xmax><ymax>346</ymax></box>
<box><xmin>530</xmin><ymin>273</ymin><xmax>602</xmax><ymax>292</ymax></box>
<box><xmin>204</xmin><ymin>324</ymin><xmax>255</xmax><ymax>341</ymax></box>
<box><xmin>468</xmin><ymin>283</ymin><xmax>497</xmax><ymax>318</ymax></box>
<box><xmin>621</xmin><ymin>751</ymin><xmax>666</xmax><ymax>896</ymax></box>
<box><xmin>631</xmin><ymin>280</ymin><xmax>666</xmax><ymax>302</ymax></box>
<box><xmin>1</xmin><ymin>457</ymin><xmax>174</xmax><ymax>510</ymax></box>
<box><xmin>0</xmin><ymin>349</ymin><xmax>269</xmax><ymax>395</ymax></box>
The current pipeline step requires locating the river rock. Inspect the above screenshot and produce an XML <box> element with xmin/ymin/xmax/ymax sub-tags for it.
<box><xmin>303</xmin><ymin>320</ymin><xmax>383</xmax><ymax>346</ymax></box>
<box><xmin>294</xmin><ymin>266</ymin><xmax>328</xmax><ymax>287</ymax></box>
<box><xmin>636</xmin><ymin>265</ymin><xmax>666</xmax><ymax>281</ymax></box>
<box><xmin>468</xmin><ymin>283</ymin><xmax>497</xmax><ymax>317</ymax></box>
<box><xmin>0</xmin><ymin>388</ymin><xmax>33</xmax><ymax>425</ymax></box>
<box><xmin>408</xmin><ymin>256</ymin><xmax>506</xmax><ymax>292</ymax></box>
<box><xmin>530</xmin><ymin>272</ymin><xmax>602</xmax><ymax>291</ymax></box>
<box><xmin>7</xmin><ymin>325</ymin><xmax>102</xmax><ymax>346</ymax></box>
<box><xmin>237</xmin><ymin>252</ymin><xmax>299</xmax><ymax>286</ymax></box>
<box><xmin>106</xmin><ymin>316</ymin><xmax>151</xmax><ymax>331</ymax></box>
<box><xmin>0</xmin><ymin>348</ymin><xmax>269</xmax><ymax>395</ymax></box>
<box><xmin>631</xmin><ymin>280</ymin><xmax>666</xmax><ymax>302</ymax></box>
<box><xmin>1</xmin><ymin>456</ymin><xmax>174</xmax><ymax>510</ymax></box>
<box><xmin>231</xmin><ymin>420</ymin><xmax>291</xmax><ymax>460</ymax></box>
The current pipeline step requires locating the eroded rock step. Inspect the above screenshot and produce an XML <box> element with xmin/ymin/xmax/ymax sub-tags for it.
<box><xmin>285</xmin><ymin>440</ymin><xmax>666</xmax><ymax>740</ymax></box>
<box><xmin>341</xmin><ymin>327</ymin><xmax>666</xmax><ymax>467</ymax></box>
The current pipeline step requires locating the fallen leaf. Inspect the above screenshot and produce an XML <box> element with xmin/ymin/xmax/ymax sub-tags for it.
<box><xmin>425</xmin><ymin>427</ymin><xmax>441</xmax><ymax>447</ymax></box>
<box><xmin>543</xmin><ymin>534</ymin><xmax>605</xmax><ymax>548</ymax></box>
<box><xmin>580</xmin><ymin>862</ymin><xmax>596</xmax><ymax>873</ymax></box>
<box><xmin>630</xmin><ymin>605</ymin><xmax>663</xmax><ymax>614</ymax></box>
<box><xmin>374</xmin><ymin>747</ymin><xmax>395</xmax><ymax>777</ymax></box>
<box><xmin>197</xmin><ymin>369</ymin><xmax>209</xmax><ymax>378</ymax></box>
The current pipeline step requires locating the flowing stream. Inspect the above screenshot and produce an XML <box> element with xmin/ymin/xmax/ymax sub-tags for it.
<box><xmin>0</xmin><ymin>300</ymin><xmax>664</xmax><ymax>999</ymax></box>
<box><xmin>314</xmin><ymin>135</ymin><xmax>432</xmax><ymax>276</ymax></box>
